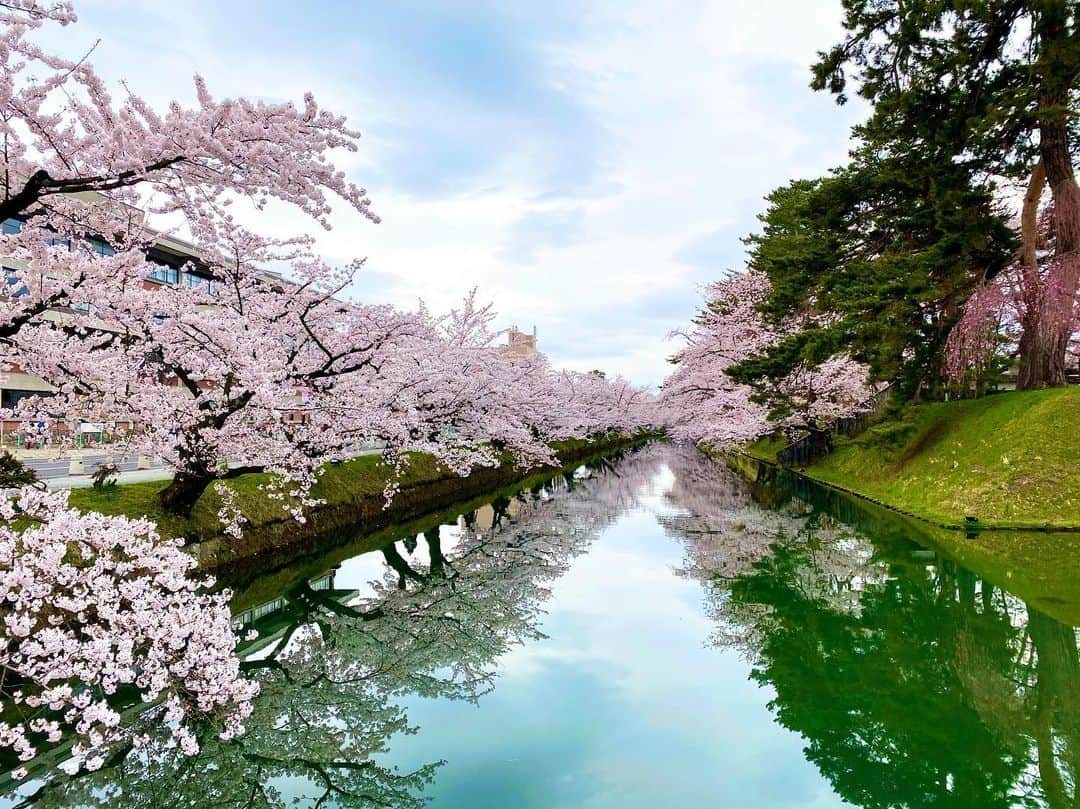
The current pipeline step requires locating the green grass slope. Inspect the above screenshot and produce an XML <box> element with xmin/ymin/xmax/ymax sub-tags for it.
<box><xmin>68</xmin><ymin>452</ymin><xmax>402</xmax><ymax>539</ymax></box>
<box><xmin>67</xmin><ymin>436</ymin><xmax>637</xmax><ymax>543</ymax></box>
<box><xmin>793</xmin><ymin>388</ymin><xmax>1080</xmax><ymax>529</ymax></box>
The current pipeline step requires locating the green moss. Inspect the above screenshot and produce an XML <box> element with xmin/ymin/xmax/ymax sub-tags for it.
<box><xmin>745</xmin><ymin>433</ymin><xmax>787</xmax><ymax>463</ymax></box>
<box><xmin>68</xmin><ymin>453</ymin><xmax>473</xmax><ymax>538</ymax></box>
<box><xmin>800</xmin><ymin>388</ymin><xmax>1080</xmax><ymax>529</ymax></box>
<box><xmin>67</xmin><ymin>478</ymin><xmax>197</xmax><ymax>538</ymax></box>
<box><xmin>67</xmin><ymin>436</ymin><xmax>649</xmax><ymax>541</ymax></box>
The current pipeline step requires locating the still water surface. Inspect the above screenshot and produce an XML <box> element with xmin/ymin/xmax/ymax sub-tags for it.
<box><xmin>4</xmin><ymin>443</ymin><xmax>1078</xmax><ymax>807</ymax></box>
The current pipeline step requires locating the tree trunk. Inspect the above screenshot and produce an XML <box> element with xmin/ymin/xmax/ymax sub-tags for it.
<box><xmin>159</xmin><ymin>470</ymin><xmax>215</xmax><ymax>517</ymax></box>
<box><xmin>1017</xmin><ymin>160</ymin><xmax>1049</xmax><ymax>389</ymax></box>
<box><xmin>1019</xmin><ymin>3</ymin><xmax>1080</xmax><ymax>389</ymax></box>
<box><xmin>424</xmin><ymin>527</ymin><xmax>446</xmax><ymax>578</ymax></box>
<box><xmin>1027</xmin><ymin>609</ymin><xmax>1080</xmax><ymax>808</ymax></box>
<box><xmin>381</xmin><ymin>544</ymin><xmax>425</xmax><ymax>589</ymax></box>
<box><xmin>1017</xmin><ymin>320</ymin><xmax>1072</xmax><ymax>389</ymax></box>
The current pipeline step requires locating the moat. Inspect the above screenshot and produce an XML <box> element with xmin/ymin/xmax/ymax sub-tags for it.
<box><xmin>4</xmin><ymin>443</ymin><xmax>1077</xmax><ymax>808</ymax></box>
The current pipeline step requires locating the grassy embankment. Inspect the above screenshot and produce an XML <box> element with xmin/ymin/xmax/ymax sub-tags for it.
<box><xmin>70</xmin><ymin>451</ymin><xmax>434</xmax><ymax>540</ymax></box>
<box><xmin>747</xmin><ymin>387</ymin><xmax>1080</xmax><ymax>530</ymax></box>
<box><xmin>68</xmin><ymin>435</ymin><xmax>651</xmax><ymax>567</ymax></box>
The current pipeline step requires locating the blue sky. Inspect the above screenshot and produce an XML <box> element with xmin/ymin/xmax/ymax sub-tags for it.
<box><xmin>56</xmin><ymin>0</ymin><xmax>864</xmax><ymax>386</ymax></box>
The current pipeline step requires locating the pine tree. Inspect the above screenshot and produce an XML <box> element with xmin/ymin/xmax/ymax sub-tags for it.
<box><xmin>813</xmin><ymin>0</ymin><xmax>1080</xmax><ymax>388</ymax></box>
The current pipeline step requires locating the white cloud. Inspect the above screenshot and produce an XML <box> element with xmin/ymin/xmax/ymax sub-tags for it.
<box><xmin>54</xmin><ymin>0</ymin><xmax>865</xmax><ymax>386</ymax></box>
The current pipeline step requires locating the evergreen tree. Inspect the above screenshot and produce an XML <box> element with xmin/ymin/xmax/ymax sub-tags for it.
<box><xmin>813</xmin><ymin>0</ymin><xmax>1080</xmax><ymax>388</ymax></box>
<box><xmin>729</xmin><ymin>151</ymin><xmax>1013</xmax><ymax>398</ymax></box>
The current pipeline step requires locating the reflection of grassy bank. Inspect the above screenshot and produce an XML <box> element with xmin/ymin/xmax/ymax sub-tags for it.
<box><xmin>748</xmin><ymin>388</ymin><xmax>1080</xmax><ymax>529</ymax></box>
<box><xmin>915</xmin><ymin>525</ymin><xmax>1080</xmax><ymax>627</ymax></box>
<box><xmin>70</xmin><ymin>435</ymin><xmax>656</xmax><ymax>570</ymax></box>
<box><xmin>223</xmin><ymin>452</ymin><xmax>623</xmax><ymax>612</ymax></box>
<box><xmin>837</xmin><ymin>497</ymin><xmax>1080</xmax><ymax>627</ymax></box>
<box><xmin>727</xmin><ymin>452</ymin><xmax>1080</xmax><ymax>627</ymax></box>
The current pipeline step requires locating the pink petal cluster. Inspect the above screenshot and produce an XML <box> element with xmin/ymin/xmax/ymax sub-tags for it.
<box><xmin>945</xmin><ymin>204</ymin><xmax>1080</xmax><ymax>383</ymax></box>
<box><xmin>661</xmin><ymin>271</ymin><xmax>874</xmax><ymax>448</ymax></box>
<box><xmin>0</xmin><ymin>487</ymin><xmax>258</xmax><ymax>774</ymax></box>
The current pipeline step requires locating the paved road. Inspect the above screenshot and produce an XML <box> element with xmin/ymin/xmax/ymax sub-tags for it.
<box><xmin>23</xmin><ymin>445</ymin><xmax>384</xmax><ymax>488</ymax></box>
<box><xmin>24</xmin><ymin>454</ymin><xmax>161</xmax><ymax>480</ymax></box>
<box><xmin>25</xmin><ymin>446</ymin><xmax>384</xmax><ymax>489</ymax></box>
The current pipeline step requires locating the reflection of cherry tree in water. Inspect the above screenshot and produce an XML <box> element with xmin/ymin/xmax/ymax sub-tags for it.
<box><xmin>11</xmin><ymin>447</ymin><xmax>667</xmax><ymax>808</ymax></box>
<box><xmin>662</xmin><ymin>447</ymin><xmax>1080</xmax><ymax>808</ymax></box>
<box><xmin>659</xmin><ymin>446</ymin><xmax>880</xmax><ymax>655</ymax></box>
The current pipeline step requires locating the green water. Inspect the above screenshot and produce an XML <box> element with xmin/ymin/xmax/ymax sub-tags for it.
<box><xmin>4</xmin><ymin>444</ymin><xmax>1078</xmax><ymax>807</ymax></box>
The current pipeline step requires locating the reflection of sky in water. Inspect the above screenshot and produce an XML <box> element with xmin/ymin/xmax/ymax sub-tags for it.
<box><xmin>337</xmin><ymin>522</ymin><xmax>466</xmax><ymax>605</ymax></box>
<box><xmin>4</xmin><ymin>449</ymin><xmax>1073</xmax><ymax>808</ymax></box>
<box><xmin>344</xmin><ymin>465</ymin><xmax>852</xmax><ymax>808</ymax></box>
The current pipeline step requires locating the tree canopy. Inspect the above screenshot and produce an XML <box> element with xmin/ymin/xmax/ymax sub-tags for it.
<box><xmin>812</xmin><ymin>0</ymin><xmax>1080</xmax><ymax>389</ymax></box>
<box><xmin>730</xmin><ymin>151</ymin><xmax>1014</xmax><ymax>396</ymax></box>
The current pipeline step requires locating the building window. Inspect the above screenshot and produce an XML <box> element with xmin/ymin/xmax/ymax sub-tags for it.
<box><xmin>182</xmin><ymin>271</ymin><xmax>216</xmax><ymax>296</ymax></box>
<box><xmin>87</xmin><ymin>238</ymin><xmax>115</xmax><ymax>257</ymax></box>
<box><xmin>148</xmin><ymin>264</ymin><xmax>179</xmax><ymax>285</ymax></box>
<box><xmin>2</xmin><ymin>218</ymin><xmax>22</xmax><ymax>236</ymax></box>
<box><xmin>3</xmin><ymin>267</ymin><xmax>26</xmax><ymax>298</ymax></box>
<box><xmin>250</xmin><ymin>598</ymin><xmax>285</xmax><ymax>622</ymax></box>
<box><xmin>1</xmin><ymin>389</ymin><xmax>54</xmax><ymax>410</ymax></box>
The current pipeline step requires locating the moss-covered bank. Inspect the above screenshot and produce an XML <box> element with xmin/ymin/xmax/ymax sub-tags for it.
<box><xmin>69</xmin><ymin>435</ymin><xmax>656</xmax><ymax>571</ymax></box>
<box><xmin>745</xmin><ymin>388</ymin><xmax>1080</xmax><ymax>530</ymax></box>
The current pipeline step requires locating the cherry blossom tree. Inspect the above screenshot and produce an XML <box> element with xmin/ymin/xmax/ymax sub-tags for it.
<box><xmin>0</xmin><ymin>0</ymin><xmax>376</xmax><ymax>338</ymax></box>
<box><xmin>398</xmin><ymin>292</ymin><xmax>658</xmax><ymax>467</ymax></box>
<box><xmin>661</xmin><ymin>270</ymin><xmax>874</xmax><ymax>449</ymax></box>
<box><xmin>549</xmin><ymin>369</ymin><xmax>658</xmax><ymax>439</ymax></box>
<box><xmin>0</xmin><ymin>4</ymin><xmax>658</xmax><ymax>521</ymax></box>
<box><xmin>301</xmin><ymin>289</ymin><xmax>658</xmax><ymax>498</ymax></box>
<box><xmin>661</xmin><ymin>273</ymin><xmax>774</xmax><ymax>448</ymax></box>
<box><xmin>0</xmin><ymin>0</ymin><xmax>388</xmax><ymax>514</ymax></box>
<box><xmin>11</xmin><ymin>229</ymin><xmax>439</xmax><ymax>516</ymax></box>
<box><xmin>946</xmin><ymin>175</ymin><xmax>1080</xmax><ymax>390</ymax></box>
<box><xmin>350</xmin><ymin>290</ymin><xmax>566</xmax><ymax>476</ymax></box>
<box><xmin>0</xmin><ymin>488</ymin><xmax>258</xmax><ymax>779</ymax></box>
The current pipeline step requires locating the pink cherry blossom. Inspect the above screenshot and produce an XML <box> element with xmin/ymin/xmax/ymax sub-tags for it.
<box><xmin>662</xmin><ymin>270</ymin><xmax>874</xmax><ymax>448</ymax></box>
<box><xmin>946</xmin><ymin>202</ymin><xmax>1080</xmax><ymax>385</ymax></box>
<box><xmin>0</xmin><ymin>487</ymin><xmax>258</xmax><ymax>774</ymax></box>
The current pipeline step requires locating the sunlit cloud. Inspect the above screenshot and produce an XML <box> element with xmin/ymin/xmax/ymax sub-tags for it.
<box><xmin>57</xmin><ymin>0</ymin><xmax>865</xmax><ymax>386</ymax></box>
